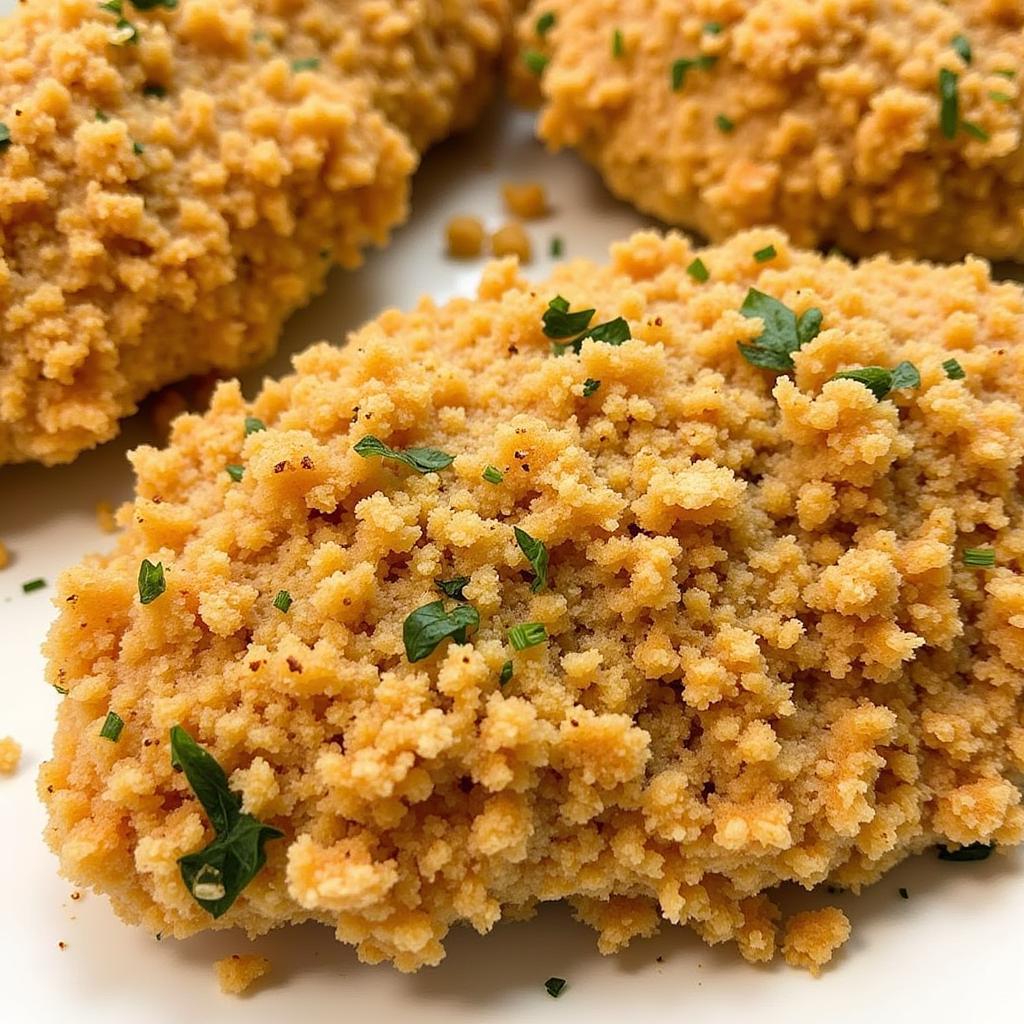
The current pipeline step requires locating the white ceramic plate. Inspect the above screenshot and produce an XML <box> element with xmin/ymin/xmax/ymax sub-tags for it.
<box><xmin>1</xmin><ymin>7</ymin><xmax>1021</xmax><ymax>1019</ymax></box>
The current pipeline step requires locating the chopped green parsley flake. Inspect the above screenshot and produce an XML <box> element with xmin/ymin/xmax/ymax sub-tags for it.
<box><xmin>704</xmin><ymin>21</ymin><xmax>723</xmax><ymax>34</ymax></box>
<box><xmin>612</xmin><ymin>29</ymin><xmax>624</xmax><ymax>58</ymax></box>
<box><xmin>687</xmin><ymin>257</ymin><xmax>710</xmax><ymax>282</ymax></box>
<box><xmin>95</xmin><ymin>109</ymin><xmax>110</xmax><ymax>122</ymax></box>
<box><xmin>0</xmin><ymin>123</ymin><xmax>10</xmax><ymax>152</ymax></box>
<box><xmin>753</xmin><ymin>244</ymin><xmax>777</xmax><ymax>262</ymax></box>
<box><xmin>291</xmin><ymin>57</ymin><xmax>320</xmax><ymax>72</ymax></box>
<box><xmin>938</xmin><ymin>842</ymin><xmax>993</xmax><ymax>861</ymax></box>
<box><xmin>939</xmin><ymin>68</ymin><xmax>959</xmax><ymax>139</ymax></box>
<box><xmin>950</xmin><ymin>34</ymin><xmax>972</xmax><ymax>64</ymax></box>
<box><xmin>536</xmin><ymin>11</ymin><xmax>555</xmax><ymax>37</ymax></box>
<box><xmin>508</xmin><ymin>622</ymin><xmax>547</xmax><ymax>651</ymax></box>
<box><xmin>542</xmin><ymin>296</ymin><xmax>631</xmax><ymax>354</ymax></box>
<box><xmin>482</xmin><ymin>465</ymin><xmax>504</xmax><ymax>485</ymax></box>
<box><xmin>129</xmin><ymin>0</ymin><xmax>179</xmax><ymax>9</ymax></box>
<box><xmin>272</xmin><ymin>590</ymin><xmax>292</xmax><ymax>612</ymax></box>
<box><xmin>715</xmin><ymin>113</ymin><xmax>735</xmax><ymax>133</ymax></box>
<box><xmin>403</xmin><ymin>600</ymin><xmax>480</xmax><ymax>662</ymax></box>
<box><xmin>22</xmin><ymin>578</ymin><xmax>46</xmax><ymax>594</ymax></box>
<box><xmin>989</xmin><ymin>90</ymin><xmax>1013</xmax><ymax>103</ymax></box>
<box><xmin>961</xmin><ymin>119</ymin><xmax>989</xmax><ymax>141</ymax></box>
<box><xmin>671</xmin><ymin>54</ymin><xmax>717</xmax><ymax>91</ymax></box>
<box><xmin>550</xmin><ymin>236</ymin><xmax>564</xmax><ymax>258</ymax></box>
<box><xmin>831</xmin><ymin>361</ymin><xmax>920</xmax><ymax>400</ymax></box>
<box><xmin>737</xmin><ymin>289</ymin><xmax>822</xmax><ymax>371</ymax></box>
<box><xmin>353</xmin><ymin>435</ymin><xmax>454</xmax><ymax>474</ymax></box>
<box><xmin>545</xmin><ymin>977</ymin><xmax>567</xmax><ymax>998</ymax></box>
<box><xmin>514</xmin><ymin>527</ymin><xmax>549</xmax><ymax>592</ymax></box>
<box><xmin>524</xmin><ymin>50</ymin><xmax>549</xmax><ymax>76</ymax></box>
<box><xmin>942</xmin><ymin>358</ymin><xmax>966</xmax><ymax>380</ymax></box>
<box><xmin>132</xmin><ymin>141</ymin><xmax>144</xmax><ymax>154</ymax></box>
<box><xmin>582</xmin><ymin>378</ymin><xmax>601</xmax><ymax>397</ymax></box>
<box><xmin>499</xmin><ymin>660</ymin><xmax>513</xmax><ymax>686</ymax></box>
<box><xmin>170</xmin><ymin>725</ymin><xmax>283</xmax><ymax>917</ymax></box>
<box><xmin>142</xmin><ymin>83</ymin><xmax>166</xmax><ymax>98</ymax></box>
<box><xmin>138</xmin><ymin>559</ymin><xmax>166</xmax><ymax>604</ymax></box>
<box><xmin>226</xmin><ymin>463</ymin><xmax>244</xmax><ymax>482</ymax></box>
<box><xmin>434</xmin><ymin>576</ymin><xmax>471</xmax><ymax>601</ymax></box>
<box><xmin>100</xmin><ymin>711</ymin><xmax>125</xmax><ymax>742</ymax></box>
<box><xmin>244</xmin><ymin>416</ymin><xmax>266</xmax><ymax>435</ymax></box>
<box><xmin>963</xmin><ymin>547</ymin><xmax>996</xmax><ymax>568</ymax></box>
<box><xmin>899</xmin><ymin>887</ymin><xmax>909</xmax><ymax>899</ymax></box>
<box><xmin>110</xmin><ymin>16</ymin><xmax>139</xmax><ymax>45</ymax></box>
<box><xmin>994</xmin><ymin>69</ymin><xmax>1016</xmax><ymax>79</ymax></box>
<box><xmin>54</xmin><ymin>685</ymin><xmax>69</xmax><ymax>696</ymax></box>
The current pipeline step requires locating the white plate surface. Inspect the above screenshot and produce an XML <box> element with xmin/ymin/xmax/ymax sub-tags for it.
<box><xmin>1</xmin><ymin>7</ymin><xmax>1021</xmax><ymax>1020</ymax></box>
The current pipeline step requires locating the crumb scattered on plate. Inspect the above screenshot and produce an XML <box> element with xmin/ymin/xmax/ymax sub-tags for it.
<box><xmin>491</xmin><ymin>221</ymin><xmax>532</xmax><ymax>261</ymax></box>
<box><xmin>782</xmin><ymin>908</ymin><xmax>852</xmax><ymax>976</ymax></box>
<box><xmin>215</xmin><ymin>954</ymin><xmax>271</xmax><ymax>996</ymax></box>
<box><xmin>502</xmin><ymin>181</ymin><xmax>549</xmax><ymax>219</ymax></box>
<box><xmin>446</xmin><ymin>216</ymin><xmax>486</xmax><ymax>259</ymax></box>
<box><xmin>0</xmin><ymin>737</ymin><xmax>23</xmax><ymax>775</ymax></box>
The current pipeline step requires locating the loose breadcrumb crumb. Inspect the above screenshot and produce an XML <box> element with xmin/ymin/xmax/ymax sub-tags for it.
<box><xmin>491</xmin><ymin>221</ymin><xmax>533</xmax><ymax>262</ymax></box>
<box><xmin>446</xmin><ymin>216</ymin><xmax>486</xmax><ymax>259</ymax></box>
<box><xmin>0</xmin><ymin>737</ymin><xmax>23</xmax><ymax>775</ymax></box>
<box><xmin>502</xmin><ymin>181</ymin><xmax>549</xmax><ymax>219</ymax></box>
<box><xmin>215</xmin><ymin>954</ymin><xmax>272</xmax><ymax>995</ymax></box>
<box><xmin>0</xmin><ymin>542</ymin><xmax>9</xmax><ymax>570</ymax></box>
<box><xmin>782</xmin><ymin>908</ymin><xmax>851</xmax><ymax>975</ymax></box>
<box><xmin>95</xmin><ymin>502</ymin><xmax>118</xmax><ymax>535</ymax></box>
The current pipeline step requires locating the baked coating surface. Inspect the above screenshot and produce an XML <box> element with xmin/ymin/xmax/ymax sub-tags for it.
<box><xmin>514</xmin><ymin>0</ymin><xmax>1024</xmax><ymax>261</ymax></box>
<box><xmin>0</xmin><ymin>0</ymin><xmax>508</xmax><ymax>465</ymax></box>
<box><xmin>42</xmin><ymin>230</ymin><xmax>1024</xmax><ymax>971</ymax></box>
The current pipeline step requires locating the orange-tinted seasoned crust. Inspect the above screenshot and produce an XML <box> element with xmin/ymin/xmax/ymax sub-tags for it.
<box><xmin>0</xmin><ymin>0</ymin><xmax>509</xmax><ymax>465</ymax></box>
<box><xmin>514</xmin><ymin>0</ymin><xmax>1024</xmax><ymax>261</ymax></box>
<box><xmin>41</xmin><ymin>231</ymin><xmax>1024</xmax><ymax>972</ymax></box>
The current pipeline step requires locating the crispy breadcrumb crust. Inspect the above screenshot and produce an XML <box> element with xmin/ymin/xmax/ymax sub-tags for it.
<box><xmin>513</xmin><ymin>0</ymin><xmax>1024</xmax><ymax>261</ymax></box>
<box><xmin>0</xmin><ymin>0</ymin><xmax>509</xmax><ymax>465</ymax></box>
<box><xmin>41</xmin><ymin>230</ymin><xmax>1024</xmax><ymax>972</ymax></box>
<box><xmin>215</xmin><ymin>953</ymin><xmax>271</xmax><ymax>995</ymax></box>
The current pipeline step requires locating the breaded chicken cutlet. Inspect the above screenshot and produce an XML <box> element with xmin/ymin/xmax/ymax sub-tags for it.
<box><xmin>0</xmin><ymin>0</ymin><xmax>509</xmax><ymax>465</ymax></box>
<box><xmin>513</xmin><ymin>0</ymin><xmax>1024</xmax><ymax>261</ymax></box>
<box><xmin>41</xmin><ymin>231</ymin><xmax>1024</xmax><ymax>974</ymax></box>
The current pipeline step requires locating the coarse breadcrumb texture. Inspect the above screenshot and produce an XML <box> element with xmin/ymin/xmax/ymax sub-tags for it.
<box><xmin>41</xmin><ymin>230</ymin><xmax>1024</xmax><ymax>973</ymax></box>
<box><xmin>215</xmin><ymin>953</ymin><xmax>271</xmax><ymax>995</ymax></box>
<box><xmin>782</xmin><ymin>908</ymin><xmax>851</xmax><ymax>975</ymax></box>
<box><xmin>513</xmin><ymin>0</ymin><xmax>1024</xmax><ymax>261</ymax></box>
<box><xmin>0</xmin><ymin>0</ymin><xmax>510</xmax><ymax>466</ymax></box>
<box><xmin>0</xmin><ymin>736</ymin><xmax>22</xmax><ymax>774</ymax></box>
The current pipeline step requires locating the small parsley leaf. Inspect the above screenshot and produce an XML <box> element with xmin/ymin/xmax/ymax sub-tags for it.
<box><xmin>226</xmin><ymin>464</ymin><xmax>244</xmax><ymax>482</ymax></box>
<box><xmin>950</xmin><ymin>34</ymin><xmax>972</xmax><ymax>65</ymax></box>
<box><xmin>536</xmin><ymin>11</ymin><xmax>555</xmax><ymax>37</ymax></box>
<box><xmin>612</xmin><ymin>29</ymin><xmax>624</xmax><ymax>58</ymax></box>
<box><xmin>524</xmin><ymin>50</ymin><xmax>549</xmax><ymax>75</ymax></box>
<box><xmin>545</xmin><ymin>977</ymin><xmax>567</xmax><ymax>998</ymax></box>
<box><xmin>244</xmin><ymin>416</ymin><xmax>266</xmax><ymax>435</ymax></box>
<box><xmin>354</xmin><ymin>435</ymin><xmax>454</xmax><ymax>474</ymax></box>
<box><xmin>514</xmin><ymin>527</ymin><xmax>549</xmax><ymax>592</ymax></box>
<box><xmin>499</xmin><ymin>660</ymin><xmax>513</xmax><ymax>686</ymax></box>
<box><xmin>754</xmin><ymin>244</ymin><xmax>777</xmax><ymax>263</ymax></box>
<box><xmin>939</xmin><ymin>68</ymin><xmax>959</xmax><ymax>139</ymax></box>
<box><xmin>0</xmin><ymin>123</ymin><xmax>10</xmax><ymax>152</ymax></box>
<box><xmin>831</xmin><ymin>361</ymin><xmax>920</xmax><ymax>400</ymax></box>
<box><xmin>100</xmin><ymin>711</ymin><xmax>124</xmax><ymax>742</ymax></box>
<box><xmin>291</xmin><ymin>57</ymin><xmax>320</xmax><ymax>72</ymax></box>
<box><xmin>942</xmin><ymin>358</ymin><xmax>966</xmax><ymax>380</ymax></box>
<box><xmin>273</xmin><ymin>590</ymin><xmax>293</xmax><ymax>612</ymax></box>
<box><xmin>582</xmin><ymin>378</ymin><xmax>601</xmax><ymax>397</ymax></box>
<box><xmin>542</xmin><ymin>295</ymin><xmax>595</xmax><ymax>339</ymax></box>
<box><xmin>737</xmin><ymin>289</ymin><xmax>822</xmax><ymax>371</ymax></box>
<box><xmin>715</xmin><ymin>113</ymin><xmax>735</xmax><ymax>133</ymax></box>
<box><xmin>508</xmin><ymin>622</ymin><xmax>547</xmax><ymax>651</ymax></box>
<box><xmin>687</xmin><ymin>257</ymin><xmax>709</xmax><ymax>282</ymax></box>
<box><xmin>671</xmin><ymin>54</ymin><xmax>717</xmax><ymax>91</ymax></box>
<box><xmin>403</xmin><ymin>601</ymin><xmax>480</xmax><ymax>662</ymax></box>
<box><xmin>138</xmin><ymin>559</ymin><xmax>166</xmax><ymax>604</ymax></box>
<box><xmin>483</xmin><ymin>465</ymin><xmax>504</xmax><ymax>484</ymax></box>
<box><xmin>435</xmin><ymin>576</ymin><xmax>471</xmax><ymax>601</ymax></box>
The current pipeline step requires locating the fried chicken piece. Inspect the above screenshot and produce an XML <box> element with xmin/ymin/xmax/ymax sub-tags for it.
<box><xmin>0</xmin><ymin>0</ymin><xmax>509</xmax><ymax>465</ymax></box>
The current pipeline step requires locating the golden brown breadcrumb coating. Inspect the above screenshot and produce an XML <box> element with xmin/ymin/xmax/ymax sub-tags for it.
<box><xmin>41</xmin><ymin>230</ymin><xmax>1024</xmax><ymax>973</ymax></box>
<box><xmin>0</xmin><ymin>0</ymin><xmax>509</xmax><ymax>465</ymax></box>
<box><xmin>513</xmin><ymin>0</ymin><xmax>1024</xmax><ymax>261</ymax></box>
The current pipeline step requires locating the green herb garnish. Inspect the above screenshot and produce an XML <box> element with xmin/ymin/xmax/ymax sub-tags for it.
<box><xmin>963</xmin><ymin>547</ymin><xmax>996</xmax><ymax>568</ymax></box>
<box><xmin>545</xmin><ymin>977</ymin><xmax>567</xmax><ymax>998</ymax></box>
<box><xmin>142</xmin><ymin>83</ymin><xmax>166</xmax><ymax>98</ymax></box>
<box><xmin>95</xmin><ymin>109</ymin><xmax>110</xmax><ymax>122</ymax></box>
<box><xmin>536</xmin><ymin>11</ymin><xmax>555</xmax><ymax>37</ymax></box>
<box><xmin>550</xmin><ymin>236</ymin><xmax>564</xmax><ymax>258</ymax></box>
<box><xmin>737</xmin><ymin>289</ymin><xmax>822</xmax><ymax>371</ymax></box>
<box><xmin>542</xmin><ymin>296</ymin><xmax>631</xmax><ymax>354</ymax></box>
<box><xmin>354</xmin><ymin>435</ymin><xmax>454</xmax><ymax>474</ymax></box>
<box><xmin>128</xmin><ymin>0</ymin><xmax>178</xmax><ymax>8</ymax></box>
<box><xmin>132</xmin><ymin>141</ymin><xmax>145</xmax><ymax>154</ymax></box>
<box><xmin>403</xmin><ymin>600</ymin><xmax>480</xmax><ymax>662</ymax></box>
<box><xmin>582</xmin><ymin>378</ymin><xmax>601</xmax><ymax>397</ymax></box>
<box><xmin>939</xmin><ymin>68</ymin><xmax>959</xmax><ymax>139</ymax></box>
<box><xmin>22</xmin><ymin>578</ymin><xmax>46</xmax><ymax>594</ymax></box>
<box><xmin>273</xmin><ymin>590</ymin><xmax>292</xmax><ymax>612</ymax></box>
<box><xmin>138</xmin><ymin>559</ymin><xmax>166</xmax><ymax>604</ymax></box>
<box><xmin>715</xmin><ymin>113</ymin><xmax>735</xmax><ymax>133</ymax></box>
<box><xmin>671</xmin><ymin>54</ymin><xmax>717</xmax><ymax>91</ymax></box>
<box><xmin>499</xmin><ymin>660</ymin><xmax>513</xmax><ymax>686</ymax></box>
<box><xmin>898</xmin><ymin>887</ymin><xmax>909</xmax><ymax>899</ymax></box>
<box><xmin>951</xmin><ymin>34</ymin><xmax>972</xmax><ymax>64</ymax></box>
<box><xmin>938</xmin><ymin>842</ymin><xmax>992</xmax><ymax>861</ymax></box>
<box><xmin>508</xmin><ymin>622</ymin><xmax>547</xmax><ymax>651</ymax></box>
<box><xmin>995</xmin><ymin>69</ymin><xmax>1016</xmax><ymax>79</ymax></box>
<box><xmin>612</xmin><ymin>29</ymin><xmax>624</xmax><ymax>58</ymax></box>
<box><xmin>244</xmin><ymin>416</ymin><xmax>266</xmax><ymax>435</ymax></box>
<box><xmin>226</xmin><ymin>463</ymin><xmax>244</xmax><ymax>482</ymax></box>
<box><xmin>483</xmin><ymin>465</ymin><xmax>503</xmax><ymax>485</ymax></box>
<box><xmin>989</xmin><ymin>90</ymin><xmax>1013</xmax><ymax>103</ymax></box>
<box><xmin>514</xmin><ymin>527</ymin><xmax>548</xmax><ymax>592</ymax></box>
<box><xmin>0</xmin><ymin>123</ymin><xmax>10</xmax><ymax>152</ymax></box>
<box><xmin>687</xmin><ymin>257</ymin><xmax>709</xmax><ymax>282</ymax></box>
<box><xmin>942</xmin><ymin>358</ymin><xmax>966</xmax><ymax>380</ymax></box>
<box><xmin>100</xmin><ymin>711</ymin><xmax>124</xmax><ymax>742</ymax></box>
<box><xmin>524</xmin><ymin>50</ymin><xmax>549</xmax><ymax>76</ymax></box>
<box><xmin>170</xmin><ymin>725</ymin><xmax>283</xmax><ymax>918</ymax></box>
<box><xmin>754</xmin><ymin>244</ymin><xmax>777</xmax><ymax>262</ymax></box>
<box><xmin>831</xmin><ymin>361</ymin><xmax>920</xmax><ymax>400</ymax></box>
<box><xmin>291</xmin><ymin>57</ymin><xmax>320</xmax><ymax>72</ymax></box>
<box><xmin>961</xmin><ymin>119</ymin><xmax>989</xmax><ymax>141</ymax></box>
<box><xmin>435</xmin><ymin>576</ymin><xmax>471</xmax><ymax>600</ymax></box>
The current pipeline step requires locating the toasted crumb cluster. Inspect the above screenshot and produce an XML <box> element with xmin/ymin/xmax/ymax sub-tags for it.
<box><xmin>782</xmin><ymin>908</ymin><xmax>852</xmax><ymax>975</ymax></box>
<box><xmin>41</xmin><ymin>230</ymin><xmax>1024</xmax><ymax>973</ymax></box>
<box><xmin>502</xmin><ymin>181</ymin><xmax>548</xmax><ymax>220</ymax></box>
<box><xmin>514</xmin><ymin>0</ymin><xmax>1024</xmax><ymax>260</ymax></box>
<box><xmin>491</xmin><ymin>221</ymin><xmax>532</xmax><ymax>261</ymax></box>
<box><xmin>0</xmin><ymin>736</ymin><xmax>22</xmax><ymax>774</ymax></box>
<box><xmin>215</xmin><ymin>953</ymin><xmax>271</xmax><ymax>995</ymax></box>
<box><xmin>446</xmin><ymin>215</ymin><xmax>487</xmax><ymax>259</ymax></box>
<box><xmin>0</xmin><ymin>0</ymin><xmax>509</xmax><ymax>466</ymax></box>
